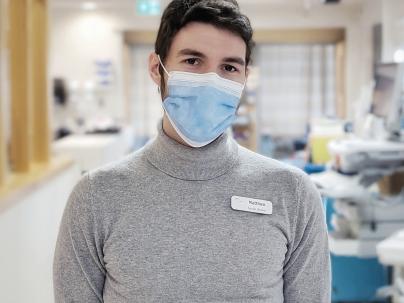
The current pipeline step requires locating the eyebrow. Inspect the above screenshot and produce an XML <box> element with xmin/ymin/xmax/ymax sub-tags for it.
<box><xmin>223</xmin><ymin>57</ymin><xmax>245</xmax><ymax>67</ymax></box>
<box><xmin>177</xmin><ymin>48</ymin><xmax>206</xmax><ymax>58</ymax></box>
<box><xmin>177</xmin><ymin>48</ymin><xmax>245</xmax><ymax>66</ymax></box>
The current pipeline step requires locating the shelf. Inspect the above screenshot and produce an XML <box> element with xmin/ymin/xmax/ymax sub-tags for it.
<box><xmin>328</xmin><ymin>233</ymin><xmax>380</xmax><ymax>258</ymax></box>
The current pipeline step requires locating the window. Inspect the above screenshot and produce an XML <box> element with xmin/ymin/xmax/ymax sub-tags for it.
<box><xmin>257</xmin><ymin>43</ymin><xmax>337</xmax><ymax>138</ymax></box>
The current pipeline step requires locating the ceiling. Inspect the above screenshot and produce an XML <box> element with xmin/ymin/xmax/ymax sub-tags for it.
<box><xmin>50</xmin><ymin>0</ymin><xmax>366</xmax><ymax>9</ymax></box>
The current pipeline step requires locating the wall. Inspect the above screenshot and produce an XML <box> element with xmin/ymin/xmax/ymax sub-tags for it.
<box><xmin>382</xmin><ymin>0</ymin><xmax>404</xmax><ymax>62</ymax></box>
<box><xmin>0</xmin><ymin>164</ymin><xmax>81</xmax><ymax>303</ymax></box>
<box><xmin>357</xmin><ymin>0</ymin><xmax>383</xmax><ymax>83</ymax></box>
<box><xmin>50</xmin><ymin>9</ymin><xmax>127</xmax><ymax>122</ymax></box>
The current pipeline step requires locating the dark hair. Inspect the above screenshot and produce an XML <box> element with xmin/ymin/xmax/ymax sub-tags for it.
<box><xmin>155</xmin><ymin>0</ymin><xmax>254</xmax><ymax>94</ymax></box>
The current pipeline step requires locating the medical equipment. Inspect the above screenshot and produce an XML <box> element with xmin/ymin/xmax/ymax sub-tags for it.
<box><xmin>311</xmin><ymin>167</ymin><xmax>403</xmax><ymax>302</ymax></box>
<box><xmin>377</xmin><ymin>230</ymin><xmax>404</xmax><ymax>303</ymax></box>
<box><xmin>328</xmin><ymin>139</ymin><xmax>404</xmax><ymax>175</ymax></box>
<box><xmin>312</xmin><ymin>170</ymin><xmax>404</xmax><ymax>251</ymax></box>
<box><xmin>327</xmin><ymin>63</ymin><xmax>404</xmax><ymax>176</ymax></box>
<box><xmin>371</xmin><ymin>63</ymin><xmax>404</xmax><ymax>141</ymax></box>
<box><xmin>310</xmin><ymin>64</ymin><xmax>404</xmax><ymax>301</ymax></box>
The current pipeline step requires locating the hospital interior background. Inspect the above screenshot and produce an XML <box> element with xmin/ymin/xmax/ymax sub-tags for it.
<box><xmin>1</xmin><ymin>0</ymin><xmax>404</xmax><ymax>302</ymax></box>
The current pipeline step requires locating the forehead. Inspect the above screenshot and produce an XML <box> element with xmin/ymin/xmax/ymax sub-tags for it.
<box><xmin>168</xmin><ymin>22</ymin><xmax>246</xmax><ymax>60</ymax></box>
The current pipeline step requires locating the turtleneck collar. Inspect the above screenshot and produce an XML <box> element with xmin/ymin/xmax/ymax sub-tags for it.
<box><xmin>143</xmin><ymin>119</ymin><xmax>239</xmax><ymax>181</ymax></box>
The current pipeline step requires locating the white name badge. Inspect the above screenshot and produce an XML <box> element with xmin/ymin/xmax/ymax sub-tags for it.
<box><xmin>231</xmin><ymin>196</ymin><xmax>273</xmax><ymax>215</ymax></box>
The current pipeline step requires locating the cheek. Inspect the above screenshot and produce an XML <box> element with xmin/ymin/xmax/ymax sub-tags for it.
<box><xmin>160</xmin><ymin>79</ymin><xmax>169</xmax><ymax>100</ymax></box>
<box><xmin>218</xmin><ymin>72</ymin><xmax>245</xmax><ymax>84</ymax></box>
<box><xmin>158</xmin><ymin>70</ymin><xmax>166</xmax><ymax>88</ymax></box>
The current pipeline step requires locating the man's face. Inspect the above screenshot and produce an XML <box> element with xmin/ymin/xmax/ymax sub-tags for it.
<box><xmin>150</xmin><ymin>22</ymin><xmax>248</xmax><ymax>98</ymax></box>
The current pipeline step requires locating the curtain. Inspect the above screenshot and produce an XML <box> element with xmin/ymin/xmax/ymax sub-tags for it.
<box><xmin>257</xmin><ymin>44</ymin><xmax>336</xmax><ymax>138</ymax></box>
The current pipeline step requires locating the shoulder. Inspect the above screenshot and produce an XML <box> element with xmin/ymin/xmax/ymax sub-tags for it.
<box><xmin>85</xmin><ymin>146</ymin><xmax>150</xmax><ymax>189</ymax></box>
<box><xmin>66</xmin><ymin>146</ymin><xmax>151</xmax><ymax>213</ymax></box>
<box><xmin>235</xmin><ymin>144</ymin><xmax>324</xmax><ymax>240</ymax></box>
<box><xmin>235</xmin><ymin>143</ymin><xmax>321</xmax><ymax>212</ymax></box>
<box><xmin>65</xmin><ymin>147</ymin><xmax>151</xmax><ymax>226</ymax></box>
<box><xmin>236</xmin><ymin>143</ymin><xmax>310</xmax><ymax>189</ymax></box>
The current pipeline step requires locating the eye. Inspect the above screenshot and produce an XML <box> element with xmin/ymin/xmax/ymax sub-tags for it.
<box><xmin>224</xmin><ymin>64</ymin><xmax>238</xmax><ymax>73</ymax></box>
<box><xmin>184</xmin><ymin>58</ymin><xmax>200</xmax><ymax>65</ymax></box>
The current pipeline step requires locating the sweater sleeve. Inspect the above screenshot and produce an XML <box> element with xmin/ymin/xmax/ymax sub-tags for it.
<box><xmin>53</xmin><ymin>173</ymin><xmax>106</xmax><ymax>303</ymax></box>
<box><xmin>283</xmin><ymin>171</ymin><xmax>331</xmax><ymax>303</ymax></box>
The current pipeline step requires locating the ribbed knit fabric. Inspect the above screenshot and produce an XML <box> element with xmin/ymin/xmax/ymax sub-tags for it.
<box><xmin>53</xmin><ymin>119</ymin><xmax>331</xmax><ymax>303</ymax></box>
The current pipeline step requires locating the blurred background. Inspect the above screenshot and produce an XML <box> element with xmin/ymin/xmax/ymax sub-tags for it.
<box><xmin>0</xmin><ymin>0</ymin><xmax>404</xmax><ymax>302</ymax></box>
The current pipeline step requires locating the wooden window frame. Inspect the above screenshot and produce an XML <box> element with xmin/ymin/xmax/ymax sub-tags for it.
<box><xmin>0</xmin><ymin>0</ymin><xmax>8</xmax><ymax>187</ymax></box>
<box><xmin>1</xmin><ymin>0</ymin><xmax>53</xmax><ymax>200</ymax></box>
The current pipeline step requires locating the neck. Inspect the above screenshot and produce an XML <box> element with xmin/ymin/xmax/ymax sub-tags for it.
<box><xmin>143</xmin><ymin>118</ymin><xmax>240</xmax><ymax>181</ymax></box>
<box><xmin>162</xmin><ymin>113</ymin><xmax>193</xmax><ymax>148</ymax></box>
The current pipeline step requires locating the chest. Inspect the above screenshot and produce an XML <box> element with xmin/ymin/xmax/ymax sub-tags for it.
<box><xmin>102</xmin><ymin>184</ymin><xmax>289</xmax><ymax>302</ymax></box>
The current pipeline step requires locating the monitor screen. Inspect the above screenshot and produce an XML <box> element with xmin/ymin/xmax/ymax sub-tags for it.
<box><xmin>371</xmin><ymin>63</ymin><xmax>398</xmax><ymax>118</ymax></box>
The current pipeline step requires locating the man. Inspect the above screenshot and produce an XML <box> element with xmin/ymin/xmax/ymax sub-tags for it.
<box><xmin>53</xmin><ymin>0</ymin><xmax>331</xmax><ymax>302</ymax></box>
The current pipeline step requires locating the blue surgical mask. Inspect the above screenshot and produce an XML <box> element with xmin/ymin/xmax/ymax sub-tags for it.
<box><xmin>158</xmin><ymin>55</ymin><xmax>245</xmax><ymax>148</ymax></box>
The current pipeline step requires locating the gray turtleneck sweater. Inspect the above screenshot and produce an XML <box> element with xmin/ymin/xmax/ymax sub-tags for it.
<box><xmin>53</xmin><ymin>120</ymin><xmax>331</xmax><ymax>303</ymax></box>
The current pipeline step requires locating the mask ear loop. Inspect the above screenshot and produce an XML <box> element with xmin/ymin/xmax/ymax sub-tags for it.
<box><xmin>241</xmin><ymin>78</ymin><xmax>247</xmax><ymax>90</ymax></box>
<box><xmin>237</xmin><ymin>78</ymin><xmax>247</xmax><ymax>112</ymax></box>
<box><xmin>157</xmin><ymin>54</ymin><xmax>170</xmax><ymax>77</ymax></box>
<box><xmin>157</xmin><ymin>54</ymin><xmax>170</xmax><ymax>97</ymax></box>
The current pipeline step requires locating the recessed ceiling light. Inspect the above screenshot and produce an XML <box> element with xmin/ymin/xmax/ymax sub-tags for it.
<box><xmin>136</xmin><ymin>0</ymin><xmax>161</xmax><ymax>16</ymax></box>
<box><xmin>81</xmin><ymin>2</ymin><xmax>97</xmax><ymax>11</ymax></box>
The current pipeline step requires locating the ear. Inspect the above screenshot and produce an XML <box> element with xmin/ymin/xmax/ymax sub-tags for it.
<box><xmin>149</xmin><ymin>52</ymin><xmax>161</xmax><ymax>87</ymax></box>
